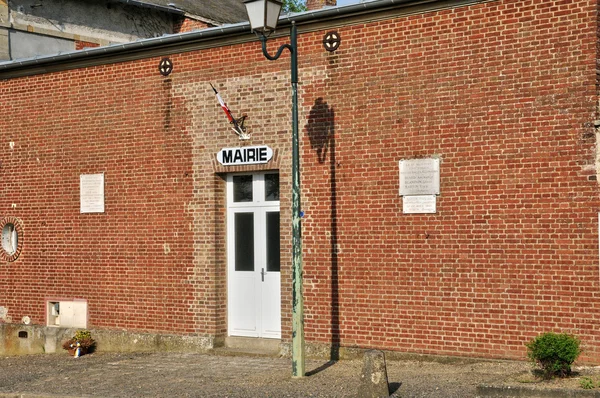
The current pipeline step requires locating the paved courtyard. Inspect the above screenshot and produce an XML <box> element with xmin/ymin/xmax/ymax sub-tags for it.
<box><xmin>0</xmin><ymin>351</ymin><xmax>537</xmax><ymax>397</ymax></box>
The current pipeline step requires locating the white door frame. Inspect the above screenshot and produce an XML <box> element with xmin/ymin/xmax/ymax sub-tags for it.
<box><xmin>226</xmin><ymin>172</ymin><xmax>281</xmax><ymax>339</ymax></box>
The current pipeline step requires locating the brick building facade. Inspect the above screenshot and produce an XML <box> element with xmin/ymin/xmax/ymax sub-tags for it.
<box><xmin>2</xmin><ymin>0</ymin><xmax>600</xmax><ymax>362</ymax></box>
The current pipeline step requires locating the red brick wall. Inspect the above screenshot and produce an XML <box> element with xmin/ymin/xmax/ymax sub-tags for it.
<box><xmin>299</xmin><ymin>0</ymin><xmax>600</xmax><ymax>360</ymax></box>
<box><xmin>174</xmin><ymin>17</ymin><xmax>211</xmax><ymax>33</ymax></box>
<box><xmin>75</xmin><ymin>41</ymin><xmax>100</xmax><ymax>51</ymax></box>
<box><xmin>307</xmin><ymin>0</ymin><xmax>336</xmax><ymax>10</ymax></box>
<box><xmin>0</xmin><ymin>61</ymin><xmax>199</xmax><ymax>334</ymax></box>
<box><xmin>1</xmin><ymin>0</ymin><xmax>600</xmax><ymax>361</ymax></box>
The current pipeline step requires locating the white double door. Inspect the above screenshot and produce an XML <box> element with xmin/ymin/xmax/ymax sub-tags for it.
<box><xmin>227</xmin><ymin>173</ymin><xmax>281</xmax><ymax>339</ymax></box>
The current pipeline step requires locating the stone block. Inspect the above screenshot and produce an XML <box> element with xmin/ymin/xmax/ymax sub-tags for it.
<box><xmin>357</xmin><ymin>349</ymin><xmax>390</xmax><ymax>398</ymax></box>
<box><xmin>0</xmin><ymin>28</ymin><xmax>8</xmax><ymax>61</ymax></box>
<box><xmin>0</xmin><ymin>1</ymin><xmax>7</xmax><ymax>28</ymax></box>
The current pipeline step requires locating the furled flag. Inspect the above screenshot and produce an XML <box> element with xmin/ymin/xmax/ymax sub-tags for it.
<box><xmin>210</xmin><ymin>83</ymin><xmax>249</xmax><ymax>140</ymax></box>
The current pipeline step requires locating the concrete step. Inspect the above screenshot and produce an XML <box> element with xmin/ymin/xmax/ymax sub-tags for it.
<box><xmin>210</xmin><ymin>336</ymin><xmax>281</xmax><ymax>358</ymax></box>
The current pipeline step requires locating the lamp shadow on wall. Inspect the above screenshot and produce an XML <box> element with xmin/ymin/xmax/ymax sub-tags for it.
<box><xmin>305</xmin><ymin>97</ymin><xmax>339</xmax><ymax>365</ymax></box>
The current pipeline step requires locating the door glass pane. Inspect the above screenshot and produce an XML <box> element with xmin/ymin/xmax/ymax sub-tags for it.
<box><xmin>266</xmin><ymin>212</ymin><xmax>280</xmax><ymax>272</ymax></box>
<box><xmin>233</xmin><ymin>175</ymin><xmax>253</xmax><ymax>202</ymax></box>
<box><xmin>265</xmin><ymin>173</ymin><xmax>279</xmax><ymax>201</ymax></box>
<box><xmin>235</xmin><ymin>213</ymin><xmax>254</xmax><ymax>271</ymax></box>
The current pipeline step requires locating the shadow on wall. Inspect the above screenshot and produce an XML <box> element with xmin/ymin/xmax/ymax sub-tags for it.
<box><xmin>305</xmin><ymin>98</ymin><xmax>338</xmax><ymax>360</ymax></box>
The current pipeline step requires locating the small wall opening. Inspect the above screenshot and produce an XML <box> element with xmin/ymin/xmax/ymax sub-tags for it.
<box><xmin>47</xmin><ymin>300</ymin><xmax>87</xmax><ymax>328</ymax></box>
<box><xmin>18</xmin><ymin>331</ymin><xmax>28</xmax><ymax>339</ymax></box>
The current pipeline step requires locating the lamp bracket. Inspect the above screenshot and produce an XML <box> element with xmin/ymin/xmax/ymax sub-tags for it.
<box><xmin>255</xmin><ymin>22</ymin><xmax>298</xmax><ymax>84</ymax></box>
<box><xmin>259</xmin><ymin>33</ymin><xmax>292</xmax><ymax>61</ymax></box>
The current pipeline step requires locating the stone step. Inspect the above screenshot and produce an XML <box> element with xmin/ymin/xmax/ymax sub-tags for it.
<box><xmin>210</xmin><ymin>336</ymin><xmax>281</xmax><ymax>358</ymax></box>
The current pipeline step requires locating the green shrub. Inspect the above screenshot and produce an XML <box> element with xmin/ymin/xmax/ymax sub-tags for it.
<box><xmin>526</xmin><ymin>332</ymin><xmax>581</xmax><ymax>379</ymax></box>
<box><xmin>580</xmin><ymin>376</ymin><xmax>595</xmax><ymax>389</ymax></box>
<box><xmin>74</xmin><ymin>330</ymin><xmax>92</xmax><ymax>341</ymax></box>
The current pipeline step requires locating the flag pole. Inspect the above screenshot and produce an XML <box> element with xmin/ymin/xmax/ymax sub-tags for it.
<box><xmin>211</xmin><ymin>83</ymin><xmax>249</xmax><ymax>140</ymax></box>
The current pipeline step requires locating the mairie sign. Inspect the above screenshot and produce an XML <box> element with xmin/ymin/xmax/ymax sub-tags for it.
<box><xmin>217</xmin><ymin>145</ymin><xmax>273</xmax><ymax>166</ymax></box>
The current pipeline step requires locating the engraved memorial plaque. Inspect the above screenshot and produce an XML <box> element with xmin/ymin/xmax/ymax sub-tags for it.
<box><xmin>80</xmin><ymin>173</ymin><xmax>105</xmax><ymax>213</ymax></box>
<box><xmin>403</xmin><ymin>195</ymin><xmax>437</xmax><ymax>214</ymax></box>
<box><xmin>399</xmin><ymin>158</ymin><xmax>440</xmax><ymax>196</ymax></box>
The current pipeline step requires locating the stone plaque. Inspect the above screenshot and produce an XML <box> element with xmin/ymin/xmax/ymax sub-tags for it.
<box><xmin>80</xmin><ymin>173</ymin><xmax>105</xmax><ymax>213</ymax></box>
<box><xmin>403</xmin><ymin>195</ymin><xmax>436</xmax><ymax>214</ymax></box>
<box><xmin>399</xmin><ymin>158</ymin><xmax>440</xmax><ymax>196</ymax></box>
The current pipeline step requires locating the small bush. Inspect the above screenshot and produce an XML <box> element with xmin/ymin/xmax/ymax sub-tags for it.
<box><xmin>62</xmin><ymin>329</ymin><xmax>95</xmax><ymax>355</ymax></box>
<box><xmin>74</xmin><ymin>330</ymin><xmax>92</xmax><ymax>341</ymax></box>
<box><xmin>580</xmin><ymin>377</ymin><xmax>595</xmax><ymax>389</ymax></box>
<box><xmin>526</xmin><ymin>332</ymin><xmax>581</xmax><ymax>379</ymax></box>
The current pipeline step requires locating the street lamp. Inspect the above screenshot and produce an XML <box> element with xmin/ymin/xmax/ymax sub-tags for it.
<box><xmin>244</xmin><ymin>0</ymin><xmax>305</xmax><ymax>379</ymax></box>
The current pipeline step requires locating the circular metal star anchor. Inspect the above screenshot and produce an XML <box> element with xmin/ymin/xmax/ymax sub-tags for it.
<box><xmin>323</xmin><ymin>31</ymin><xmax>341</xmax><ymax>52</ymax></box>
<box><xmin>159</xmin><ymin>57</ymin><xmax>173</xmax><ymax>76</ymax></box>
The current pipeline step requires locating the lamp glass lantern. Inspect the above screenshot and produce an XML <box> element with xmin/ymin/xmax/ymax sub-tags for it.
<box><xmin>244</xmin><ymin>0</ymin><xmax>283</xmax><ymax>33</ymax></box>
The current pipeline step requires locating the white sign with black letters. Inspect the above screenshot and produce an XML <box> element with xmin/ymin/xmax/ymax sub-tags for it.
<box><xmin>217</xmin><ymin>145</ymin><xmax>273</xmax><ymax>166</ymax></box>
<box><xmin>399</xmin><ymin>158</ymin><xmax>440</xmax><ymax>196</ymax></box>
<box><xmin>403</xmin><ymin>195</ymin><xmax>436</xmax><ymax>214</ymax></box>
<box><xmin>80</xmin><ymin>173</ymin><xmax>105</xmax><ymax>213</ymax></box>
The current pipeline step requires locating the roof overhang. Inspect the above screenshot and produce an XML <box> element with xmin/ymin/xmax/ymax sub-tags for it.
<box><xmin>113</xmin><ymin>0</ymin><xmax>186</xmax><ymax>15</ymax></box>
<box><xmin>0</xmin><ymin>0</ymin><xmax>494</xmax><ymax>80</ymax></box>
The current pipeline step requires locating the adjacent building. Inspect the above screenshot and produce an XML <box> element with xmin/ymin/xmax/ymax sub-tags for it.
<box><xmin>0</xmin><ymin>0</ymin><xmax>247</xmax><ymax>61</ymax></box>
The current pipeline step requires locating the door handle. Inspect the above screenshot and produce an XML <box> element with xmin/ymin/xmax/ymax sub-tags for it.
<box><xmin>261</xmin><ymin>268</ymin><xmax>266</xmax><ymax>282</ymax></box>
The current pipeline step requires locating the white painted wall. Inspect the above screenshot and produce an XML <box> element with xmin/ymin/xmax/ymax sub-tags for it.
<box><xmin>9</xmin><ymin>29</ymin><xmax>73</xmax><ymax>59</ymax></box>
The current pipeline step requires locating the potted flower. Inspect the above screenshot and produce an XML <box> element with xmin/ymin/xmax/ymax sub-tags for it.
<box><xmin>62</xmin><ymin>330</ymin><xmax>95</xmax><ymax>357</ymax></box>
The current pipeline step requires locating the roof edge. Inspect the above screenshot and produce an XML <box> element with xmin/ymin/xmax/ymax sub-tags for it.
<box><xmin>0</xmin><ymin>0</ymin><xmax>495</xmax><ymax>80</ymax></box>
<box><xmin>114</xmin><ymin>0</ymin><xmax>186</xmax><ymax>15</ymax></box>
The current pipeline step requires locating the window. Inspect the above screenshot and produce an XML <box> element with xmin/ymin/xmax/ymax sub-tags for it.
<box><xmin>233</xmin><ymin>175</ymin><xmax>253</xmax><ymax>202</ymax></box>
<box><xmin>0</xmin><ymin>217</ymin><xmax>23</xmax><ymax>262</ymax></box>
<box><xmin>1</xmin><ymin>223</ymin><xmax>17</xmax><ymax>255</ymax></box>
<box><xmin>265</xmin><ymin>173</ymin><xmax>279</xmax><ymax>201</ymax></box>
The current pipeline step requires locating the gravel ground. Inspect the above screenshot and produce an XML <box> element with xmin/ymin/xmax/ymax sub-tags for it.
<box><xmin>0</xmin><ymin>351</ymin><xmax>539</xmax><ymax>398</ymax></box>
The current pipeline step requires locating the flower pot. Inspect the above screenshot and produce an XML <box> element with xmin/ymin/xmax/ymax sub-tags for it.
<box><xmin>67</xmin><ymin>346</ymin><xmax>90</xmax><ymax>357</ymax></box>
